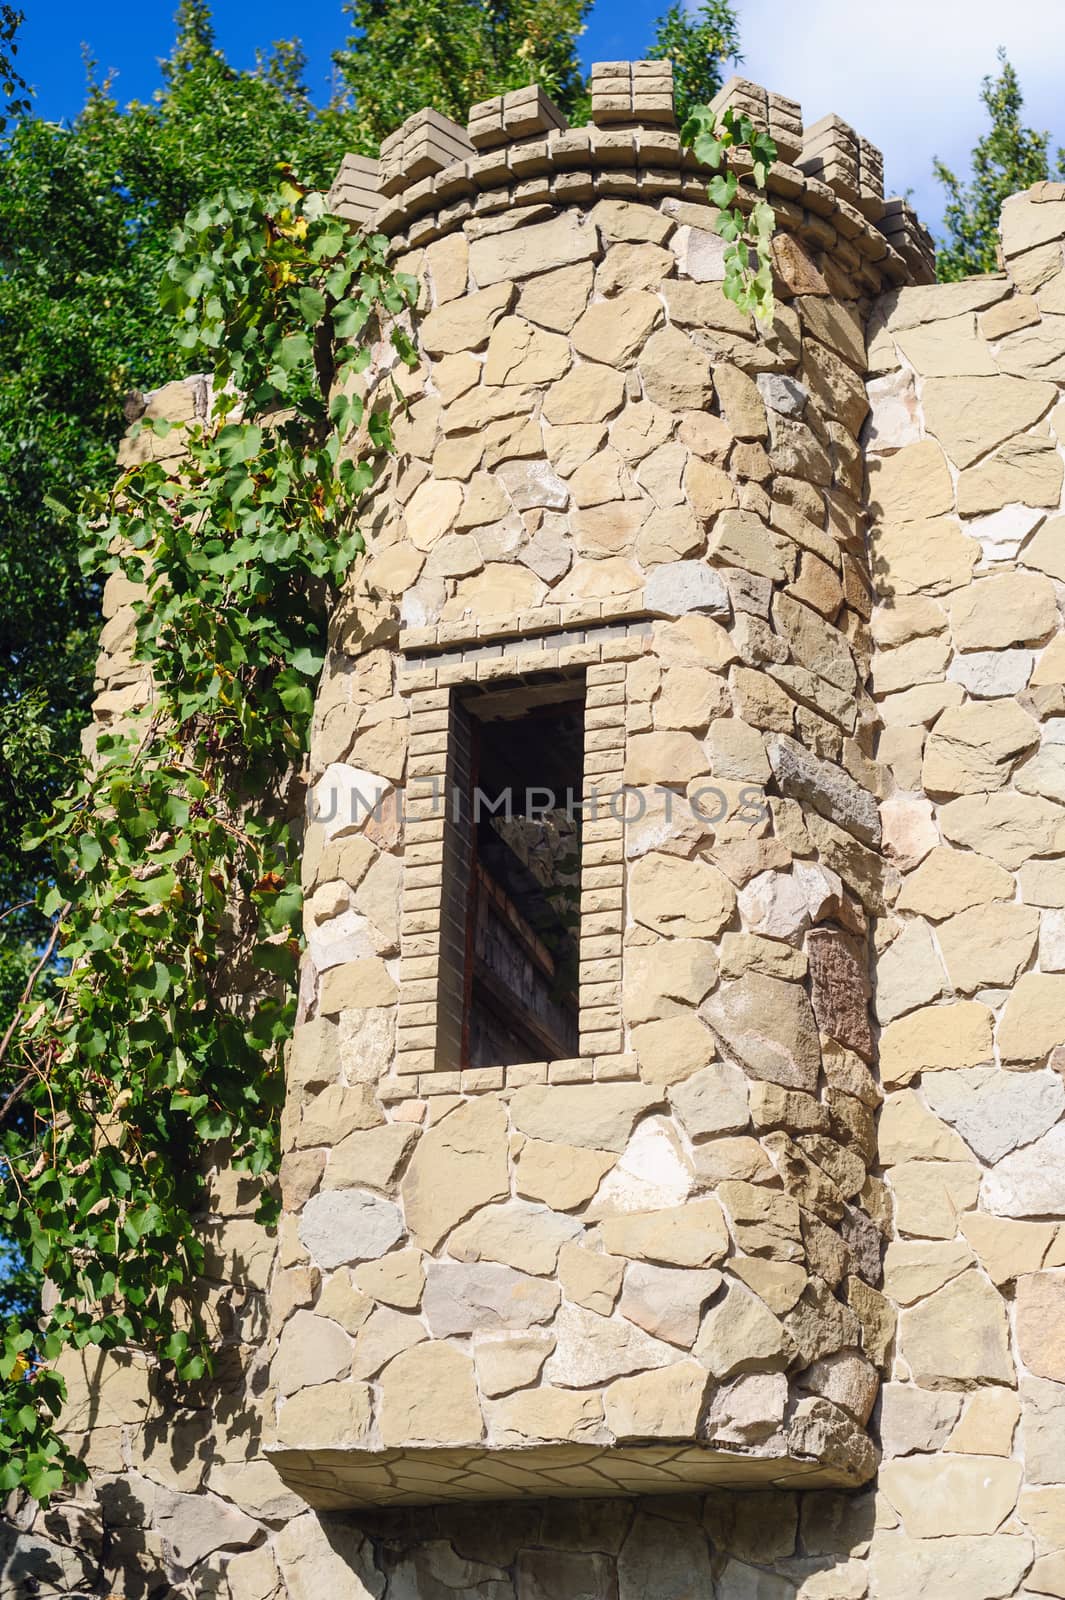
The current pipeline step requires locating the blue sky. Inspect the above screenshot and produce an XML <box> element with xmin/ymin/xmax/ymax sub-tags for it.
<box><xmin>15</xmin><ymin>0</ymin><xmax>1065</xmax><ymax>238</ymax></box>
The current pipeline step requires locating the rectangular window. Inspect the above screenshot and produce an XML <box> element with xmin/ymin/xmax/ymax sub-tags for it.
<box><xmin>437</xmin><ymin>673</ymin><xmax>586</xmax><ymax>1071</ymax></box>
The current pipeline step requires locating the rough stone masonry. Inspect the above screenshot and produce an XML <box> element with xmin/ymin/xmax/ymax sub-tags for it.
<box><xmin>8</xmin><ymin>63</ymin><xmax>1065</xmax><ymax>1600</ymax></box>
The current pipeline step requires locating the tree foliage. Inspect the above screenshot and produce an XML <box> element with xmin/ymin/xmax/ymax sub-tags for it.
<box><xmin>935</xmin><ymin>47</ymin><xmax>1065</xmax><ymax>281</ymax></box>
<box><xmin>336</xmin><ymin>0</ymin><xmax>592</xmax><ymax>151</ymax></box>
<box><xmin>0</xmin><ymin>176</ymin><xmax>415</xmax><ymax>1502</ymax></box>
<box><xmin>0</xmin><ymin>4</ymin><xmax>355</xmax><ymax>1025</ymax></box>
<box><xmin>648</xmin><ymin>1</ymin><xmax>739</xmax><ymax>126</ymax></box>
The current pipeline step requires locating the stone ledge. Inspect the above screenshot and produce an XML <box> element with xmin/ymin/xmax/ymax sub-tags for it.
<box><xmin>266</xmin><ymin>1438</ymin><xmax>873</xmax><ymax>1510</ymax></box>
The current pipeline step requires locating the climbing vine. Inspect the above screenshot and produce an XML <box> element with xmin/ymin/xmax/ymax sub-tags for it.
<box><xmin>681</xmin><ymin>103</ymin><xmax>778</xmax><ymax>320</ymax></box>
<box><xmin>0</xmin><ymin>178</ymin><xmax>415</xmax><ymax>1499</ymax></box>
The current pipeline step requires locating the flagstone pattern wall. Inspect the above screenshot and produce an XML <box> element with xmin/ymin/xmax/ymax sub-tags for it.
<box><xmin>9</xmin><ymin>72</ymin><xmax>1065</xmax><ymax>1600</ymax></box>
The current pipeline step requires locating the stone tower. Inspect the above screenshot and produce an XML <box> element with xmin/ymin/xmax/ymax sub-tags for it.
<box><xmin>11</xmin><ymin>65</ymin><xmax>1065</xmax><ymax>1600</ymax></box>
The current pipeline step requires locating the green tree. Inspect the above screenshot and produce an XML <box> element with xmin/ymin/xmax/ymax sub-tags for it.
<box><xmin>336</xmin><ymin>0</ymin><xmax>593</xmax><ymax>151</ymax></box>
<box><xmin>934</xmin><ymin>47</ymin><xmax>1065</xmax><ymax>281</ymax></box>
<box><xmin>0</xmin><ymin>4</ymin><xmax>354</xmax><ymax>1025</ymax></box>
<box><xmin>0</xmin><ymin>4</ymin><xmax>29</xmax><ymax>130</ymax></box>
<box><xmin>648</xmin><ymin>1</ymin><xmax>739</xmax><ymax>125</ymax></box>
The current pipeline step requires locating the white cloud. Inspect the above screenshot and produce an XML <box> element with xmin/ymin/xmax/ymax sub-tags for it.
<box><xmin>735</xmin><ymin>0</ymin><xmax>1065</xmax><ymax>238</ymax></box>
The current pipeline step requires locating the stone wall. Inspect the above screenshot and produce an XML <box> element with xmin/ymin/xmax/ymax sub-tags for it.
<box><xmin>8</xmin><ymin>76</ymin><xmax>1065</xmax><ymax>1600</ymax></box>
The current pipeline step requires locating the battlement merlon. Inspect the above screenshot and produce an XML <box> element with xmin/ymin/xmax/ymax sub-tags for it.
<box><xmin>323</xmin><ymin>67</ymin><xmax>935</xmax><ymax>287</ymax></box>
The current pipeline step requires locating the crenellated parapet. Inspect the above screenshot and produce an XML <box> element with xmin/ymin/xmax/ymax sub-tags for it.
<box><xmin>326</xmin><ymin>67</ymin><xmax>935</xmax><ymax>290</ymax></box>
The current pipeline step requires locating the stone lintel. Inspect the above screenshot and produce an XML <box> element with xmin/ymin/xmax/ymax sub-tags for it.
<box><xmin>265</xmin><ymin>1439</ymin><xmax>871</xmax><ymax>1510</ymax></box>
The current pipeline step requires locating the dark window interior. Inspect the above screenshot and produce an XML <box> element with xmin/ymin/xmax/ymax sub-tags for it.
<box><xmin>459</xmin><ymin>678</ymin><xmax>586</xmax><ymax>1069</ymax></box>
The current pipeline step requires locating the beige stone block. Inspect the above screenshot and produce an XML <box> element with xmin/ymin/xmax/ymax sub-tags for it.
<box><xmin>469</xmin><ymin>212</ymin><xmax>599</xmax><ymax>288</ymax></box>
<box><xmin>618</xmin><ymin>1261</ymin><xmax>721</xmax><ymax>1346</ymax></box>
<box><xmin>1018</xmin><ymin>1484</ymin><xmax>1065</xmax><ymax>1553</ymax></box>
<box><xmin>543</xmin><ymin>361</ymin><xmax>626</xmax><ymax>424</ymax></box>
<box><xmin>420</xmin><ymin>280</ymin><xmax>514</xmax><ymax>355</ymax></box>
<box><xmin>378</xmin><ymin>1341</ymin><xmax>482</xmax><ymax>1445</ymax></box>
<box><xmin>868</xmin><ymin>1530</ymin><xmax>1032</xmax><ymax>1600</ymax></box>
<box><xmin>998</xmin><ymin>972</ymin><xmax>1065</xmax><ymax>1062</ymax></box>
<box><xmin>870</xmin><ymin>517</ymin><xmax>979</xmax><ymax>598</ymax></box>
<box><xmin>708</xmin><ymin>509</ymin><xmax>789</xmax><ymax>582</ymax></box>
<box><xmin>324</xmin><ymin>1124</ymin><xmax>417</xmax><ymax>1193</ymax></box>
<box><xmin>705</xmin><ymin>971</ymin><xmax>821</xmax><ymax>1093</ymax></box>
<box><xmin>431</xmin><ymin>350</ymin><xmax>481</xmax><ymax>404</ymax></box>
<box><xmin>611</xmin><ymin>398</ymin><xmax>674</xmax><ymax>462</ymax></box>
<box><xmin>1019</xmin><ymin>513</ymin><xmax>1065</xmax><ymax>582</ymax></box>
<box><xmin>880</xmin><ymin>1454</ymin><xmax>1022</xmax><ymax>1538</ymax></box>
<box><xmin>443</xmin><ymin>560</ymin><xmax>547</xmax><ymax>619</ymax></box>
<box><xmin>951</xmin><ymin>570</ymin><xmax>1059</xmax><ymax>651</ymax></box>
<box><xmin>557</xmin><ymin>1239</ymin><xmax>625</xmax><ymax>1313</ymax></box>
<box><xmin>638</xmin><ymin>325</ymin><xmax>714</xmax><ymax>411</ymax></box>
<box><xmin>696</xmin><ymin>1281</ymin><xmax>795</xmax><ymax>1379</ymax></box>
<box><xmin>936</xmin><ymin>902</ymin><xmax>1039</xmax><ymax>993</ymax></box>
<box><xmin>624</xmin><ymin>729</ymin><xmax>707</xmax><ymax>786</ymax></box>
<box><xmin>597</xmin><ymin>240</ymin><xmax>675</xmax><ymax>296</ymax></box>
<box><xmin>684</xmin><ymin>458</ymin><xmax>738</xmax><ymax>521</ymax></box>
<box><xmin>568</xmin><ymin>448</ymin><xmax>625</xmax><ymax>508</ymax></box>
<box><xmin>553</xmin><ymin>554</ymin><xmax>642</xmax><ymax>601</ymax></box>
<box><xmin>924</xmin><ymin>699</ymin><xmax>1038</xmax><ymax>797</ymax></box>
<box><xmin>448</xmin><ymin>1198</ymin><xmax>581</xmax><ymax>1275</ymax></box>
<box><xmin>543</xmin><ymin>1301</ymin><xmax>681</xmax><ymax>1386</ymax></box>
<box><xmin>509</xmin><ymin>1083</ymin><xmax>659</xmax><ymax>1153</ymax></box>
<box><xmin>871</xmin><ymin>633</ymin><xmax>950</xmax><ymax>696</ymax></box>
<box><xmin>572</xmin><ymin>289</ymin><xmax>663</xmax><ymax>366</ymax></box>
<box><xmin>630</xmin><ymin>1014</ymin><xmax>717</xmax><ymax>1088</ymax></box>
<box><xmin>635</xmin><ymin>438</ymin><xmax>686</xmax><ymax>507</ymax></box>
<box><xmin>623</xmin><ymin>937</ymin><xmax>718</xmax><ymax>1023</ymax></box>
<box><xmin>961</xmin><ymin>1211</ymin><xmax>1056</xmax><ymax>1287</ymax></box>
<box><xmin>598</xmin><ymin>1196</ymin><xmax>730</xmax><ymax>1268</ymax></box>
<box><xmin>940</xmin><ymin>790</ymin><xmax>1065</xmax><ymax>868</ymax></box>
<box><xmin>958</xmin><ymin>432</ymin><xmax>1064</xmax><ymax>516</ymax></box>
<box><xmin>728</xmin><ymin>1256</ymin><xmax>807</xmax><ymax>1316</ymax></box>
<box><xmin>1029</xmin><ymin>1550</ymin><xmax>1065</xmax><ymax>1597</ymax></box>
<box><xmin>317</xmin><ymin>957</ymin><xmax>397</xmax><ymax>1013</ymax></box>
<box><xmin>921</xmin><ymin>372</ymin><xmax>1057</xmax><ymax>468</ymax></box>
<box><xmin>604</xmin><ymin>1360</ymin><xmax>711</xmax><ymax>1439</ymax></box>
<box><xmin>425</xmin><ymin>232</ymin><xmax>469</xmax><ymax>304</ymax></box>
<box><xmin>719</xmin><ymin>1180</ymin><xmax>804</xmax><ymax>1262</ymax></box>
<box><xmin>315</xmin><ymin>1269</ymin><xmax>372</xmax><ymax>1333</ymax></box>
<box><xmin>473</xmin><ymin>1330</ymin><xmax>555</xmax><ymax>1398</ymax></box>
<box><xmin>871</xmin><ymin>595</ymin><xmax>948</xmax><ymax>648</ymax></box>
<box><xmin>1033</xmin><ymin>636</ymin><xmax>1065</xmax><ymax>696</ymax></box>
<box><xmin>729</xmin><ymin>665</ymin><xmax>794</xmax><ymax>732</ymax></box>
<box><xmin>487</xmin><ymin>1384</ymin><xmax>606</xmax><ymax>1445</ymax></box>
<box><xmin>878</xmin><ymin>725</ymin><xmax>925</xmax><ymax>791</ymax></box>
<box><xmin>867</xmin><ymin>440</ymin><xmax>954</xmax><ymax>523</ymax></box>
<box><xmin>880</xmin><ymin>681</ymin><xmax>966</xmax><ymax>729</ymax></box>
<box><xmin>901</xmin><ymin>1269</ymin><xmax>1013</xmax><ymax>1384</ymax></box>
<box><xmin>515</xmin><ymin>1138</ymin><xmax>618</xmax><ymax>1210</ymax></box>
<box><xmin>892</xmin><ymin>1159</ymin><xmax>981</xmax><ymax>1239</ymax></box>
<box><xmin>518</xmin><ymin>260</ymin><xmax>595</xmax><ymax>333</ymax></box>
<box><xmin>880</xmin><ymin>1091</ymin><xmax>972</xmax><ymax>1164</ymax></box>
<box><xmin>400</xmin><ymin>1097</ymin><xmax>509</xmax><ymax>1250</ymax></box>
<box><xmin>352</xmin><ymin>1247</ymin><xmax>424</xmax><ymax>1310</ymax></box>
<box><xmin>1022</xmin><ymin>858</ymin><xmax>1065</xmax><ymax>906</ymax></box>
<box><xmin>894</xmin><ymin>314</ymin><xmax>998</xmax><ymax>376</ymax></box>
<box><xmin>1016</xmin><ymin>1270</ymin><xmax>1065</xmax><ymax>1381</ymax></box>
<box><xmin>275</xmin><ymin>1380</ymin><xmax>372</xmax><ymax>1448</ymax></box>
<box><xmin>949</xmin><ymin>1387</ymin><xmax>1021</xmax><ymax>1457</ymax></box>
<box><xmin>897</xmin><ymin>847</ymin><xmax>1014</xmax><ymax>920</ymax></box>
<box><xmin>296</xmin><ymin>1084</ymin><xmax>384</xmax><ymax>1147</ymax></box>
<box><xmin>350</xmin><ymin>1305</ymin><xmax>425</xmax><ymax>1378</ymax></box>
<box><xmin>875</xmin><ymin>921</ymin><xmax>946</xmax><ymax>1026</ymax></box>
<box><xmin>543</xmin><ymin>419</ymin><xmax>607</xmax><ymax>477</ymax></box>
<box><xmin>629</xmin><ymin>850</ymin><xmax>735</xmax><ymax>939</ymax></box>
<box><xmin>883</xmin><ymin>1239</ymin><xmax>974</xmax><ymax>1305</ymax></box>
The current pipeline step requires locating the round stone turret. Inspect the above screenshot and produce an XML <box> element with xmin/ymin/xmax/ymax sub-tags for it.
<box><xmin>269</xmin><ymin>65</ymin><xmax>933</xmax><ymax>1510</ymax></box>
